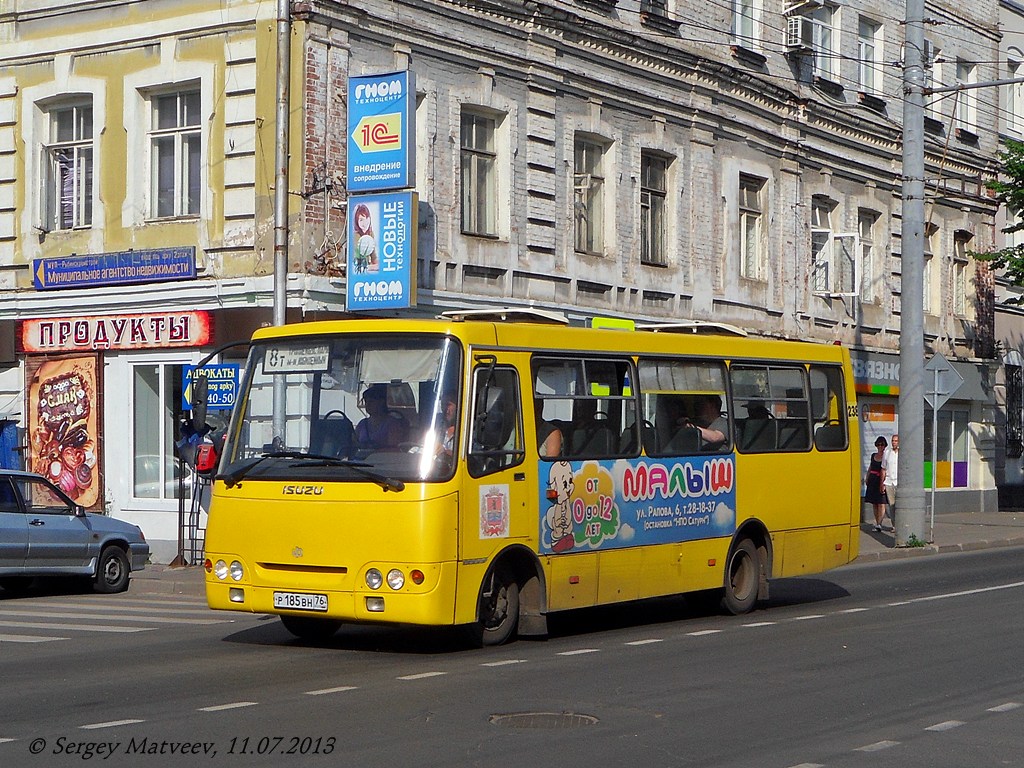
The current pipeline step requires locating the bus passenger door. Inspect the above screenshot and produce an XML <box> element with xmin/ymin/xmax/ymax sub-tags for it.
<box><xmin>460</xmin><ymin>359</ymin><xmax>531</xmax><ymax>578</ymax></box>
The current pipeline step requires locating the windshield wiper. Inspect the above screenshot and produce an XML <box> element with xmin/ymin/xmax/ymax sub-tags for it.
<box><xmin>219</xmin><ymin>450</ymin><xmax>405</xmax><ymax>492</ymax></box>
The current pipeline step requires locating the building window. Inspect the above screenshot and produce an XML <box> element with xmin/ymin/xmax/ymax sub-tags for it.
<box><xmin>44</xmin><ymin>102</ymin><xmax>93</xmax><ymax>230</ymax></box>
<box><xmin>460</xmin><ymin>110</ymin><xmax>497</xmax><ymax>236</ymax></box>
<box><xmin>955</xmin><ymin>60</ymin><xmax>977</xmax><ymax>133</ymax></box>
<box><xmin>858</xmin><ymin>209</ymin><xmax>879</xmax><ymax>302</ymax></box>
<box><xmin>1007</xmin><ymin>363</ymin><xmax>1024</xmax><ymax>459</ymax></box>
<box><xmin>923</xmin><ymin>224</ymin><xmax>937</xmax><ymax>314</ymax></box>
<box><xmin>641</xmin><ymin>0</ymin><xmax>668</xmax><ymax>16</ymax></box>
<box><xmin>733</xmin><ymin>0</ymin><xmax>760</xmax><ymax>48</ymax></box>
<box><xmin>811</xmin><ymin>197</ymin><xmax>855</xmax><ymax>295</ymax></box>
<box><xmin>132</xmin><ymin>363</ymin><xmax>187</xmax><ymax>500</ymax></box>
<box><xmin>640</xmin><ymin>152</ymin><xmax>669</xmax><ymax>266</ymax></box>
<box><xmin>739</xmin><ymin>174</ymin><xmax>765</xmax><ymax>279</ymax></box>
<box><xmin>150</xmin><ymin>91</ymin><xmax>200</xmax><ymax>219</ymax></box>
<box><xmin>1008</xmin><ymin>55</ymin><xmax>1024</xmax><ymax>135</ymax></box>
<box><xmin>574</xmin><ymin>137</ymin><xmax>606</xmax><ymax>254</ymax></box>
<box><xmin>809</xmin><ymin>4</ymin><xmax>836</xmax><ymax>80</ymax></box>
<box><xmin>858</xmin><ymin>17</ymin><xmax>882</xmax><ymax>95</ymax></box>
<box><xmin>953</xmin><ymin>232</ymin><xmax>971</xmax><ymax>317</ymax></box>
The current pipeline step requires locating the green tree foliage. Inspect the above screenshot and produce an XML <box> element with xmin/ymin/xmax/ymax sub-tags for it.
<box><xmin>974</xmin><ymin>138</ymin><xmax>1024</xmax><ymax>302</ymax></box>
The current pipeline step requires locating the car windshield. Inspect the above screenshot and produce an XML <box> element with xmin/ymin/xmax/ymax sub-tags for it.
<box><xmin>220</xmin><ymin>333</ymin><xmax>462</xmax><ymax>483</ymax></box>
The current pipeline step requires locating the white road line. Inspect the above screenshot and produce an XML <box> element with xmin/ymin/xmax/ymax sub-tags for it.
<box><xmin>835</xmin><ymin>607</ymin><xmax>870</xmax><ymax>614</ymax></box>
<box><xmin>988</xmin><ymin>702</ymin><xmax>1022</xmax><ymax>712</ymax></box>
<box><xmin>0</xmin><ymin>738</ymin><xmax>16</xmax><ymax>744</ymax></box>
<box><xmin>687</xmin><ymin>629</ymin><xmax>722</xmax><ymax>636</ymax></box>
<box><xmin>557</xmin><ymin>648</ymin><xmax>600</xmax><ymax>656</ymax></box>
<box><xmin>856</xmin><ymin>740</ymin><xmax>900</xmax><ymax>752</ymax></box>
<box><xmin>0</xmin><ymin>633</ymin><xmax>68</xmax><ymax>643</ymax></box>
<box><xmin>792</xmin><ymin>614</ymin><xmax>825</xmax><ymax>621</ymax></box>
<box><xmin>481</xmin><ymin>659</ymin><xmax>527</xmax><ymax>667</ymax></box>
<box><xmin>742</xmin><ymin>621</ymin><xmax>776</xmax><ymax>628</ymax></box>
<box><xmin>625</xmin><ymin>639</ymin><xmax>664</xmax><ymax>646</ymax></box>
<box><xmin>80</xmin><ymin>719</ymin><xmax>145</xmax><ymax>730</ymax></box>
<box><xmin>0</xmin><ymin>610</ymin><xmax>223</xmax><ymax>625</ymax></box>
<box><xmin>198</xmin><ymin>702</ymin><xmax>258</xmax><ymax>712</ymax></box>
<box><xmin>397</xmin><ymin>672</ymin><xmax>448</xmax><ymax>680</ymax></box>
<box><xmin>887</xmin><ymin>581</ymin><xmax>1024</xmax><ymax>608</ymax></box>
<box><xmin>0</xmin><ymin>620</ymin><xmax>152</xmax><ymax>633</ymax></box>
<box><xmin>786</xmin><ymin>763</ymin><xmax>825</xmax><ymax>768</ymax></box>
<box><xmin>305</xmin><ymin>686</ymin><xmax>358</xmax><ymax>696</ymax></box>
<box><xmin>925</xmin><ymin>720</ymin><xmax>964</xmax><ymax>732</ymax></box>
<box><xmin>16</xmin><ymin>602</ymin><xmax>219</xmax><ymax>616</ymax></box>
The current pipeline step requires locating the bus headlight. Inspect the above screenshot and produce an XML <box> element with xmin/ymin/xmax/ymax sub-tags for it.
<box><xmin>214</xmin><ymin>560</ymin><xmax>229</xmax><ymax>580</ymax></box>
<box><xmin>229</xmin><ymin>561</ymin><xmax>244</xmax><ymax>581</ymax></box>
<box><xmin>365</xmin><ymin>568</ymin><xmax>383</xmax><ymax>590</ymax></box>
<box><xmin>386</xmin><ymin>569</ymin><xmax>405</xmax><ymax>590</ymax></box>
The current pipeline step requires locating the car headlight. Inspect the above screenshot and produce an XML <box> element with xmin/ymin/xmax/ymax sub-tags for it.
<box><xmin>386</xmin><ymin>569</ymin><xmax>405</xmax><ymax>590</ymax></box>
<box><xmin>365</xmin><ymin>568</ymin><xmax>383</xmax><ymax>590</ymax></box>
<box><xmin>214</xmin><ymin>560</ymin><xmax>229</xmax><ymax>580</ymax></box>
<box><xmin>229</xmin><ymin>561</ymin><xmax>244</xmax><ymax>581</ymax></box>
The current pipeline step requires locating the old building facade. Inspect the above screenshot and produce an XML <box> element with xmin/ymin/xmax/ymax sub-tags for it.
<box><xmin>0</xmin><ymin>0</ymin><xmax>1003</xmax><ymax>559</ymax></box>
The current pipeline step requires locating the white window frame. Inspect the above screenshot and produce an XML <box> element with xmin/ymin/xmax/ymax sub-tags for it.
<box><xmin>809</xmin><ymin>4</ymin><xmax>836</xmax><ymax>80</ymax></box>
<box><xmin>575</xmin><ymin>137</ymin><xmax>607</xmax><ymax>255</ymax></box>
<box><xmin>460</xmin><ymin>109</ymin><xmax>498</xmax><ymax>237</ymax></box>
<box><xmin>953</xmin><ymin>232</ymin><xmax>971</xmax><ymax>317</ymax></box>
<box><xmin>858</xmin><ymin>209</ymin><xmax>879</xmax><ymax>302</ymax></box>
<box><xmin>955</xmin><ymin>59</ymin><xmax>977</xmax><ymax>133</ymax></box>
<box><xmin>739</xmin><ymin>174</ymin><xmax>765</xmax><ymax>280</ymax></box>
<box><xmin>811</xmin><ymin>198</ymin><xmax>857</xmax><ymax>296</ymax></box>
<box><xmin>640</xmin><ymin>152</ymin><xmax>669</xmax><ymax>267</ymax></box>
<box><xmin>43</xmin><ymin>102</ymin><xmax>93</xmax><ymax>231</ymax></box>
<box><xmin>732</xmin><ymin>0</ymin><xmax>760</xmax><ymax>49</ymax></box>
<box><xmin>923</xmin><ymin>224</ymin><xmax>937</xmax><ymax>314</ymax></box>
<box><xmin>1008</xmin><ymin>53</ymin><xmax>1024</xmax><ymax>136</ymax></box>
<box><xmin>149</xmin><ymin>89</ymin><xmax>201</xmax><ymax>219</ymax></box>
<box><xmin>857</xmin><ymin>16</ymin><xmax>882</xmax><ymax>95</ymax></box>
<box><xmin>925</xmin><ymin>41</ymin><xmax>941</xmax><ymax>120</ymax></box>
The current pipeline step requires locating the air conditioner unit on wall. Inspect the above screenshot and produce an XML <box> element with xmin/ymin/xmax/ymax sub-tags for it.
<box><xmin>786</xmin><ymin>15</ymin><xmax>814</xmax><ymax>52</ymax></box>
<box><xmin>783</xmin><ymin>0</ymin><xmax>823</xmax><ymax>16</ymax></box>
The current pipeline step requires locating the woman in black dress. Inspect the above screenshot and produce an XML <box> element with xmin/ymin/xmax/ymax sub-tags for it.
<box><xmin>865</xmin><ymin>436</ymin><xmax>889</xmax><ymax>532</ymax></box>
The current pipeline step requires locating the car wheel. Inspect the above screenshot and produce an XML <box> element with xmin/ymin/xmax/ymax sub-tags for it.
<box><xmin>94</xmin><ymin>546</ymin><xmax>131</xmax><ymax>593</ymax></box>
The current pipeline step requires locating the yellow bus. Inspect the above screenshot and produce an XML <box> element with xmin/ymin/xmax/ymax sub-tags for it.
<box><xmin>203</xmin><ymin>310</ymin><xmax>860</xmax><ymax>644</ymax></box>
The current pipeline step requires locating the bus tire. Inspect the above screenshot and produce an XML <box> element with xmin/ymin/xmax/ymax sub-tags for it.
<box><xmin>473</xmin><ymin>564</ymin><xmax>520</xmax><ymax>646</ymax></box>
<box><xmin>280</xmin><ymin>615</ymin><xmax>342</xmax><ymax>641</ymax></box>
<box><xmin>721</xmin><ymin>538</ymin><xmax>759</xmax><ymax>615</ymax></box>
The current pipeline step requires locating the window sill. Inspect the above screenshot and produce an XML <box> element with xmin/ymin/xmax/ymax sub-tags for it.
<box><xmin>924</xmin><ymin>116</ymin><xmax>945</xmax><ymax>135</ymax></box>
<box><xmin>813</xmin><ymin>76</ymin><xmax>845</xmax><ymax>99</ymax></box>
<box><xmin>640</xmin><ymin>12</ymin><xmax>681</xmax><ymax>35</ymax></box>
<box><xmin>731</xmin><ymin>45</ymin><xmax>767</xmax><ymax>69</ymax></box>
<box><xmin>955</xmin><ymin>126</ymin><xmax>979</xmax><ymax>145</ymax></box>
<box><xmin>857</xmin><ymin>91</ymin><xmax>886</xmax><ymax>113</ymax></box>
<box><xmin>640</xmin><ymin>259</ymin><xmax>669</xmax><ymax>268</ymax></box>
<box><xmin>460</xmin><ymin>230</ymin><xmax>501</xmax><ymax>241</ymax></box>
<box><xmin>575</xmin><ymin>0</ymin><xmax>618</xmax><ymax>11</ymax></box>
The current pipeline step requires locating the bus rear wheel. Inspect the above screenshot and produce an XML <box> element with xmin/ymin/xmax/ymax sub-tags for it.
<box><xmin>721</xmin><ymin>538</ymin><xmax>759</xmax><ymax>615</ymax></box>
<box><xmin>280</xmin><ymin>615</ymin><xmax>342</xmax><ymax>641</ymax></box>
<box><xmin>472</xmin><ymin>565</ymin><xmax>520</xmax><ymax>646</ymax></box>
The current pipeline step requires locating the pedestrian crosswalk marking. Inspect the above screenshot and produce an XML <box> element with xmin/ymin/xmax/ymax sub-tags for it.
<box><xmin>0</xmin><ymin>609</ymin><xmax>223</xmax><ymax>625</ymax></box>
<box><xmin>0</xmin><ymin>633</ymin><xmax>69</xmax><ymax>643</ymax></box>
<box><xmin>0</xmin><ymin>620</ymin><xmax>153</xmax><ymax>633</ymax></box>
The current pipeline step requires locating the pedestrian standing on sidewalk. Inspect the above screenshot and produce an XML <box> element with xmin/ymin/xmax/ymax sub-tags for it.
<box><xmin>865</xmin><ymin>436</ymin><xmax>888</xmax><ymax>532</ymax></box>
<box><xmin>882</xmin><ymin>433</ymin><xmax>899</xmax><ymax>531</ymax></box>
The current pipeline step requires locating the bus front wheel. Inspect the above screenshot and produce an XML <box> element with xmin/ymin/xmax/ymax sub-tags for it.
<box><xmin>472</xmin><ymin>565</ymin><xmax>520</xmax><ymax>646</ymax></box>
<box><xmin>721</xmin><ymin>538</ymin><xmax>759</xmax><ymax>615</ymax></box>
<box><xmin>280</xmin><ymin>615</ymin><xmax>342</xmax><ymax>642</ymax></box>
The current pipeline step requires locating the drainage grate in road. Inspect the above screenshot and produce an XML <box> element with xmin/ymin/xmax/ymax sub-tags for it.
<box><xmin>489</xmin><ymin>712</ymin><xmax>599</xmax><ymax>729</ymax></box>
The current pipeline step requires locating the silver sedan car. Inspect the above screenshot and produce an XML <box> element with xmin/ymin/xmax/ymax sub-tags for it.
<box><xmin>0</xmin><ymin>469</ymin><xmax>149</xmax><ymax>594</ymax></box>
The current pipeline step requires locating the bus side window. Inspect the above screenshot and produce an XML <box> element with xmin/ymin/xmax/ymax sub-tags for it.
<box><xmin>468</xmin><ymin>367</ymin><xmax>524</xmax><ymax>477</ymax></box>
<box><xmin>810</xmin><ymin>365</ymin><xmax>849</xmax><ymax>451</ymax></box>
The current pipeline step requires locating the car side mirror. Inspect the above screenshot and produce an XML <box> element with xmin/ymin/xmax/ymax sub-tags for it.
<box><xmin>73</xmin><ymin>505</ymin><xmax>87</xmax><ymax>518</ymax></box>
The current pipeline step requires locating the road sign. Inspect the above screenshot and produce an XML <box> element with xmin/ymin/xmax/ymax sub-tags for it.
<box><xmin>923</xmin><ymin>352</ymin><xmax>964</xmax><ymax>410</ymax></box>
<box><xmin>182</xmin><ymin>364</ymin><xmax>239</xmax><ymax>412</ymax></box>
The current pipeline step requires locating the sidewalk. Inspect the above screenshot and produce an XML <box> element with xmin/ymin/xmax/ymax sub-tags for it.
<box><xmin>856</xmin><ymin>510</ymin><xmax>1024</xmax><ymax>562</ymax></box>
<box><xmin>128</xmin><ymin>511</ymin><xmax>1024</xmax><ymax>596</ymax></box>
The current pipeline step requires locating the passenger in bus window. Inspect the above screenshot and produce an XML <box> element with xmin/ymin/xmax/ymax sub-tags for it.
<box><xmin>537</xmin><ymin>414</ymin><xmax>563</xmax><ymax>458</ymax></box>
<box><xmin>687</xmin><ymin>394</ymin><xmax>727</xmax><ymax>449</ymax></box>
<box><xmin>356</xmin><ymin>384</ymin><xmax>409</xmax><ymax>449</ymax></box>
<box><xmin>437</xmin><ymin>391</ymin><xmax>458</xmax><ymax>460</ymax></box>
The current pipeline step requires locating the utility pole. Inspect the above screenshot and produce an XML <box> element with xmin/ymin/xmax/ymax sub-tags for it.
<box><xmin>897</xmin><ymin>0</ymin><xmax>927</xmax><ymax>545</ymax></box>
<box><xmin>273</xmin><ymin>0</ymin><xmax>291</xmax><ymax>328</ymax></box>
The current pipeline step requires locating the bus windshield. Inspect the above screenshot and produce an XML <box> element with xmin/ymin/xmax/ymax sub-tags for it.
<box><xmin>221</xmin><ymin>333</ymin><xmax>462</xmax><ymax>483</ymax></box>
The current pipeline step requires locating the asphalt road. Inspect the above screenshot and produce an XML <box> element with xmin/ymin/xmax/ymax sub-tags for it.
<box><xmin>2</xmin><ymin>547</ymin><xmax>1023</xmax><ymax>768</ymax></box>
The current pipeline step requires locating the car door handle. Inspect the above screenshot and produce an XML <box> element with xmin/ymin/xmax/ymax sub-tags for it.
<box><xmin>29</xmin><ymin>518</ymin><xmax>46</xmax><ymax>526</ymax></box>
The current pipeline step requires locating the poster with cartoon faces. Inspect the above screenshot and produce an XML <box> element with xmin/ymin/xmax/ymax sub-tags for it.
<box><xmin>539</xmin><ymin>456</ymin><xmax>737</xmax><ymax>555</ymax></box>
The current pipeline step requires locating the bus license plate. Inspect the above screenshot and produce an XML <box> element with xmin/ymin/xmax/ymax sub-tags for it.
<box><xmin>273</xmin><ymin>592</ymin><xmax>328</xmax><ymax>612</ymax></box>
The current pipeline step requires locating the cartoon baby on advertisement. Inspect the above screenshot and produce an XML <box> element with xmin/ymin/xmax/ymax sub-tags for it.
<box><xmin>541</xmin><ymin>461</ymin><xmax>623</xmax><ymax>554</ymax></box>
